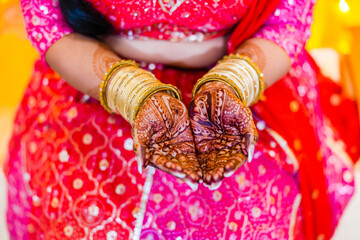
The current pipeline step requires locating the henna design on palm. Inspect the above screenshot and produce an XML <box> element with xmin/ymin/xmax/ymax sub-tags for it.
<box><xmin>132</xmin><ymin>92</ymin><xmax>202</xmax><ymax>190</ymax></box>
<box><xmin>189</xmin><ymin>82</ymin><xmax>258</xmax><ymax>190</ymax></box>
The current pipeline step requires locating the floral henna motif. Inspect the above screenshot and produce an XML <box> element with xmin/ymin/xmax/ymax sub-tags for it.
<box><xmin>236</xmin><ymin>41</ymin><xmax>266</xmax><ymax>70</ymax></box>
<box><xmin>92</xmin><ymin>43</ymin><xmax>120</xmax><ymax>80</ymax></box>
<box><xmin>189</xmin><ymin>81</ymin><xmax>258</xmax><ymax>189</ymax></box>
<box><xmin>132</xmin><ymin>92</ymin><xmax>202</xmax><ymax>190</ymax></box>
<box><xmin>85</xmin><ymin>44</ymin><xmax>120</xmax><ymax>99</ymax></box>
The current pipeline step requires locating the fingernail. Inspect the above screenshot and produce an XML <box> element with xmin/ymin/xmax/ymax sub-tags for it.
<box><xmin>172</xmin><ymin>172</ymin><xmax>186</xmax><ymax>179</ymax></box>
<box><xmin>247</xmin><ymin>144</ymin><xmax>255</xmax><ymax>163</ymax></box>
<box><xmin>224</xmin><ymin>170</ymin><xmax>235</xmax><ymax>177</ymax></box>
<box><xmin>244</xmin><ymin>133</ymin><xmax>251</xmax><ymax>155</ymax></box>
<box><xmin>185</xmin><ymin>180</ymin><xmax>198</xmax><ymax>191</ymax></box>
<box><xmin>136</xmin><ymin>156</ymin><xmax>143</xmax><ymax>174</ymax></box>
<box><xmin>206</xmin><ymin>174</ymin><xmax>212</xmax><ymax>183</ymax></box>
<box><xmin>203</xmin><ymin>182</ymin><xmax>210</xmax><ymax>188</ymax></box>
<box><xmin>209</xmin><ymin>181</ymin><xmax>222</xmax><ymax>190</ymax></box>
<box><xmin>213</xmin><ymin>174</ymin><xmax>220</xmax><ymax>182</ymax></box>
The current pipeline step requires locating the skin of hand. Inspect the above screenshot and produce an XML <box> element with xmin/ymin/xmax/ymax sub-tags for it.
<box><xmin>132</xmin><ymin>92</ymin><xmax>202</xmax><ymax>190</ymax></box>
<box><xmin>189</xmin><ymin>81</ymin><xmax>258</xmax><ymax>190</ymax></box>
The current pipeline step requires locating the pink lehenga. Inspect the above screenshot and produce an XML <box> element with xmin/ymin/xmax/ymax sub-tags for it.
<box><xmin>5</xmin><ymin>0</ymin><xmax>359</xmax><ymax>239</ymax></box>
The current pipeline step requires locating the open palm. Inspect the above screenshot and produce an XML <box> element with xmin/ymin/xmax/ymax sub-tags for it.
<box><xmin>132</xmin><ymin>92</ymin><xmax>202</xmax><ymax>190</ymax></box>
<box><xmin>189</xmin><ymin>82</ymin><xmax>258</xmax><ymax>189</ymax></box>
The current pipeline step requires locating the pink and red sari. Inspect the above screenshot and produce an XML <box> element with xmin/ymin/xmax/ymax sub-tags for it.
<box><xmin>5</xmin><ymin>0</ymin><xmax>360</xmax><ymax>239</ymax></box>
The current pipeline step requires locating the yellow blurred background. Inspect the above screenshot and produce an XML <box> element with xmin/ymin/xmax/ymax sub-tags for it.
<box><xmin>1</xmin><ymin>0</ymin><xmax>360</xmax><ymax>163</ymax></box>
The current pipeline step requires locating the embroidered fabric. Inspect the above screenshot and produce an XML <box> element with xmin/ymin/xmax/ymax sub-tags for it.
<box><xmin>5</xmin><ymin>56</ymin><xmax>355</xmax><ymax>239</ymax></box>
<box><xmin>21</xmin><ymin>0</ymin><xmax>314</xmax><ymax>63</ymax></box>
<box><xmin>10</xmin><ymin>0</ymin><xmax>357</xmax><ymax>239</ymax></box>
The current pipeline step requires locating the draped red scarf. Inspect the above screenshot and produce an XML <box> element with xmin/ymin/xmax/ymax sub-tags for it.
<box><xmin>228</xmin><ymin>1</ymin><xmax>334</xmax><ymax>239</ymax></box>
<box><xmin>228</xmin><ymin>0</ymin><xmax>282</xmax><ymax>53</ymax></box>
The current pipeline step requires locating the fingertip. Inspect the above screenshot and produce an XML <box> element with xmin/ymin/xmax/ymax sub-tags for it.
<box><xmin>205</xmin><ymin>173</ymin><xmax>212</xmax><ymax>184</ymax></box>
<box><xmin>197</xmin><ymin>169</ymin><xmax>203</xmax><ymax>179</ymax></box>
<box><xmin>202</xmin><ymin>179</ymin><xmax>222</xmax><ymax>190</ymax></box>
<box><xmin>213</xmin><ymin>172</ymin><xmax>223</xmax><ymax>182</ymax></box>
<box><xmin>136</xmin><ymin>156</ymin><xmax>143</xmax><ymax>174</ymax></box>
<box><xmin>244</xmin><ymin>132</ymin><xmax>256</xmax><ymax>154</ymax></box>
<box><xmin>209</xmin><ymin>181</ymin><xmax>222</xmax><ymax>190</ymax></box>
<box><xmin>185</xmin><ymin>180</ymin><xmax>198</xmax><ymax>191</ymax></box>
<box><xmin>172</xmin><ymin>171</ymin><xmax>186</xmax><ymax>179</ymax></box>
<box><xmin>247</xmin><ymin>144</ymin><xmax>255</xmax><ymax>163</ymax></box>
<box><xmin>138</xmin><ymin>166</ymin><xmax>143</xmax><ymax>174</ymax></box>
<box><xmin>203</xmin><ymin>182</ymin><xmax>210</xmax><ymax>189</ymax></box>
<box><xmin>224</xmin><ymin>170</ymin><xmax>235</xmax><ymax>178</ymax></box>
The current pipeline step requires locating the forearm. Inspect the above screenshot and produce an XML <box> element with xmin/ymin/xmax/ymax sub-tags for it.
<box><xmin>235</xmin><ymin>38</ymin><xmax>291</xmax><ymax>88</ymax></box>
<box><xmin>45</xmin><ymin>33</ymin><xmax>121</xmax><ymax>100</ymax></box>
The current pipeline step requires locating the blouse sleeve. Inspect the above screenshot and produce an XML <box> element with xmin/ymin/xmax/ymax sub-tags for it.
<box><xmin>252</xmin><ymin>0</ymin><xmax>316</xmax><ymax>62</ymax></box>
<box><xmin>20</xmin><ymin>0</ymin><xmax>74</xmax><ymax>57</ymax></box>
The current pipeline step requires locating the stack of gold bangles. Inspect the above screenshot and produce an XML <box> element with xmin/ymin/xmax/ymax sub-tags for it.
<box><xmin>192</xmin><ymin>54</ymin><xmax>264</xmax><ymax>106</ymax></box>
<box><xmin>99</xmin><ymin>60</ymin><xmax>181</xmax><ymax>125</ymax></box>
<box><xmin>99</xmin><ymin>55</ymin><xmax>263</xmax><ymax>124</ymax></box>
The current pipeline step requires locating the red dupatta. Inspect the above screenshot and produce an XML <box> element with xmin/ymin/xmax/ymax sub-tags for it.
<box><xmin>227</xmin><ymin>0</ymin><xmax>282</xmax><ymax>53</ymax></box>
<box><xmin>228</xmin><ymin>1</ymin><xmax>334</xmax><ymax>239</ymax></box>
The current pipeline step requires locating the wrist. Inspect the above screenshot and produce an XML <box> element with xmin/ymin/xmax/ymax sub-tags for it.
<box><xmin>99</xmin><ymin>60</ymin><xmax>181</xmax><ymax>125</ymax></box>
<box><xmin>198</xmin><ymin>81</ymin><xmax>236</xmax><ymax>95</ymax></box>
<box><xmin>192</xmin><ymin>54</ymin><xmax>264</xmax><ymax>106</ymax></box>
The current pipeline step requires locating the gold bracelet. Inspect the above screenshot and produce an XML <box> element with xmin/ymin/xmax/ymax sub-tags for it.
<box><xmin>99</xmin><ymin>60</ymin><xmax>139</xmax><ymax>113</ymax></box>
<box><xmin>217</xmin><ymin>58</ymin><xmax>258</xmax><ymax>104</ymax></box>
<box><xmin>99</xmin><ymin>59</ymin><xmax>182</xmax><ymax>125</ymax></box>
<box><xmin>221</xmin><ymin>54</ymin><xmax>263</xmax><ymax>81</ymax></box>
<box><xmin>115</xmin><ymin>71</ymin><xmax>151</xmax><ymax>115</ymax></box>
<box><xmin>222</xmin><ymin>54</ymin><xmax>265</xmax><ymax>102</ymax></box>
<box><xmin>221</xmin><ymin>57</ymin><xmax>263</xmax><ymax>104</ymax></box>
<box><xmin>100</xmin><ymin>62</ymin><xmax>138</xmax><ymax>112</ymax></box>
<box><xmin>110</xmin><ymin>67</ymin><xmax>139</xmax><ymax>112</ymax></box>
<box><xmin>192</xmin><ymin>74</ymin><xmax>245</xmax><ymax>102</ymax></box>
<box><xmin>192</xmin><ymin>54</ymin><xmax>264</xmax><ymax>106</ymax></box>
<box><xmin>125</xmin><ymin>77</ymin><xmax>158</xmax><ymax>119</ymax></box>
<box><xmin>124</xmin><ymin>78</ymin><xmax>159</xmax><ymax>120</ymax></box>
<box><xmin>208</xmin><ymin>66</ymin><xmax>249</xmax><ymax>101</ymax></box>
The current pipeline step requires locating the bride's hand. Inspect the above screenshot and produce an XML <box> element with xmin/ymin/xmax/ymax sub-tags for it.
<box><xmin>189</xmin><ymin>81</ymin><xmax>258</xmax><ymax>189</ymax></box>
<box><xmin>132</xmin><ymin>92</ymin><xmax>202</xmax><ymax>190</ymax></box>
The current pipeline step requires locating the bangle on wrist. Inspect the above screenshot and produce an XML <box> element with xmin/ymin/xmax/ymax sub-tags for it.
<box><xmin>99</xmin><ymin>60</ymin><xmax>181</xmax><ymax>125</ymax></box>
<box><xmin>99</xmin><ymin>60</ymin><xmax>139</xmax><ymax>112</ymax></box>
<box><xmin>192</xmin><ymin>54</ymin><xmax>264</xmax><ymax>106</ymax></box>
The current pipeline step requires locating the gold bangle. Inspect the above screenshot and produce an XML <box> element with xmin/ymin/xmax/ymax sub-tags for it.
<box><xmin>221</xmin><ymin>54</ymin><xmax>263</xmax><ymax>80</ymax></box>
<box><xmin>125</xmin><ymin>78</ymin><xmax>159</xmax><ymax>120</ymax></box>
<box><xmin>205</xmin><ymin>54</ymin><xmax>265</xmax><ymax>105</ymax></box>
<box><xmin>132</xmin><ymin>84</ymin><xmax>181</xmax><ymax>123</ymax></box>
<box><xmin>99</xmin><ymin>59</ymin><xmax>181</xmax><ymax>125</ymax></box>
<box><xmin>99</xmin><ymin>60</ymin><xmax>139</xmax><ymax>113</ymax></box>
<box><xmin>115</xmin><ymin>71</ymin><xmax>151</xmax><ymax>115</ymax></box>
<box><xmin>102</xmin><ymin>63</ymin><xmax>138</xmax><ymax>104</ymax></box>
<box><xmin>209</xmin><ymin>66</ymin><xmax>249</xmax><ymax>100</ymax></box>
<box><xmin>192</xmin><ymin>73</ymin><xmax>245</xmax><ymax>103</ymax></box>
<box><xmin>125</xmin><ymin>77</ymin><xmax>158</xmax><ymax>113</ymax></box>
<box><xmin>110</xmin><ymin>67</ymin><xmax>139</xmax><ymax>112</ymax></box>
<box><xmin>222</xmin><ymin>54</ymin><xmax>265</xmax><ymax>101</ymax></box>
<box><xmin>224</xmin><ymin>58</ymin><xmax>263</xmax><ymax>103</ymax></box>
